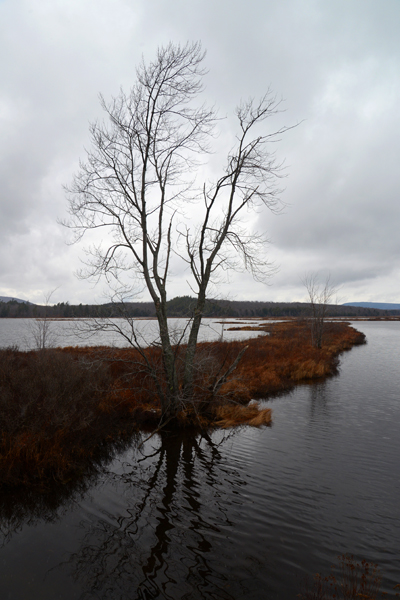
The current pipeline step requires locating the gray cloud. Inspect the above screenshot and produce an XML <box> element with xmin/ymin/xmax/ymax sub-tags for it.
<box><xmin>1</xmin><ymin>0</ymin><xmax>399</xmax><ymax>303</ymax></box>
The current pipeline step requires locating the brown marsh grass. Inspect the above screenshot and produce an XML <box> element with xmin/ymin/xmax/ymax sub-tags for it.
<box><xmin>214</xmin><ymin>320</ymin><xmax>366</xmax><ymax>402</ymax></box>
<box><xmin>0</xmin><ymin>321</ymin><xmax>365</xmax><ymax>487</ymax></box>
<box><xmin>0</xmin><ymin>348</ymin><xmax>135</xmax><ymax>487</ymax></box>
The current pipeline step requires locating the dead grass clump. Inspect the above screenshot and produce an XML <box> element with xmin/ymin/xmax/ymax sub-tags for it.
<box><xmin>291</xmin><ymin>359</ymin><xmax>334</xmax><ymax>381</ymax></box>
<box><xmin>213</xmin><ymin>403</ymin><xmax>272</xmax><ymax>428</ymax></box>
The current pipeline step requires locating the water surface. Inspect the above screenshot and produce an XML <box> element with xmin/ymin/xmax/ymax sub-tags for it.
<box><xmin>0</xmin><ymin>317</ymin><xmax>265</xmax><ymax>350</ymax></box>
<box><xmin>0</xmin><ymin>321</ymin><xmax>399</xmax><ymax>599</ymax></box>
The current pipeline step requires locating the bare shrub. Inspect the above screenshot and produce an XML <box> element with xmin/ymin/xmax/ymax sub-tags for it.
<box><xmin>0</xmin><ymin>348</ymin><xmax>115</xmax><ymax>485</ymax></box>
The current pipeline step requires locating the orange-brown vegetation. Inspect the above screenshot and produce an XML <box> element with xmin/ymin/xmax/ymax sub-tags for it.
<box><xmin>214</xmin><ymin>320</ymin><xmax>366</xmax><ymax>402</ymax></box>
<box><xmin>299</xmin><ymin>554</ymin><xmax>399</xmax><ymax>599</ymax></box>
<box><xmin>213</xmin><ymin>403</ymin><xmax>272</xmax><ymax>428</ymax></box>
<box><xmin>0</xmin><ymin>348</ymin><xmax>135</xmax><ymax>487</ymax></box>
<box><xmin>0</xmin><ymin>321</ymin><xmax>365</xmax><ymax>487</ymax></box>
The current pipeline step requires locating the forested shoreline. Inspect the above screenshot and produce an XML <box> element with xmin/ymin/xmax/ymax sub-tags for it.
<box><xmin>1</xmin><ymin>295</ymin><xmax>399</xmax><ymax>319</ymax></box>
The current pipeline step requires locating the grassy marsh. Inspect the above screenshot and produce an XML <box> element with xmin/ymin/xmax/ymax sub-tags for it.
<box><xmin>0</xmin><ymin>321</ymin><xmax>365</xmax><ymax>487</ymax></box>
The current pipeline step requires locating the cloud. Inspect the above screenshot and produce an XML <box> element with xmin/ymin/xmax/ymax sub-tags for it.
<box><xmin>0</xmin><ymin>0</ymin><xmax>399</xmax><ymax>303</ymax></box>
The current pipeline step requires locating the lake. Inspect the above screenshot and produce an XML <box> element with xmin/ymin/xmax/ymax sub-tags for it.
<box><xmin>0</xmin><ymin>317</ymin><xmax>266</xmax><ymax>350</ymax></box>
<box><xmin>0</xmin><ymin>320</ymin><xmax>399</xmax><ymax>599</ymax></box>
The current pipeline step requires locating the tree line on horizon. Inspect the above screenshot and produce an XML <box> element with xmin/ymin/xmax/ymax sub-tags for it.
<box><xmin>1</xmin><ymin>295</ymin><xmax>399</xmax><ymax>319</ymax></box>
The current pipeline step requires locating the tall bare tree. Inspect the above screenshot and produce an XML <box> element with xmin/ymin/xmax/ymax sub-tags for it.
<box><xmin>65</xmin><ymin>42</ymin><xmax>291</xmax><ymax>421</ymax></box>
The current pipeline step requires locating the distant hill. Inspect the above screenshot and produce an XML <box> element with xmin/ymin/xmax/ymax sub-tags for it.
<box><xmin>0</xmin><ymin>296</ymin><xmax>32</xmax><ymax>304</ymax></box>
<box><xmin>343</xmin><ymin>302</ymin><xmax>400</xmax><ymax>311</ymax></box>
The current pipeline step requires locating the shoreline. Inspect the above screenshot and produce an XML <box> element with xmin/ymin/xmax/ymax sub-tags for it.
<box><xmin>0</xmin><ymin>321</ymin><xmax>366</xmax><ymax>488</ymax></box>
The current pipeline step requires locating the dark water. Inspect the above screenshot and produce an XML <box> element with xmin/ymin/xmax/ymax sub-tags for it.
<box><xmin>0</xmin><ymin>321</ymin><xmax>399</xmax><ymax>599</ymax></box>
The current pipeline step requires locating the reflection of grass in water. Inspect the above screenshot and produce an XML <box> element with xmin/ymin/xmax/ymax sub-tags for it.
<box><xmin>0</xmin><ymin>322</ymin><xmax>365</xmax><ymax>487</ymax></box>
<box><xmin>0</xmin><ymin>471</ymin><xmax>94</xmax><ymax>545</ymax></box>
<box><xmin>299</xmin><ymin>554</ymin><xmax>400</xmax><ymax>599</ymax></box>
<box><xmin>0</xmin><ymin>429</ymin><xmax>144</xmax><ymax>547</ymax></box>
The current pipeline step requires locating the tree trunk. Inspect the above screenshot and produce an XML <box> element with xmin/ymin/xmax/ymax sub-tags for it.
<box><xmin>155</xmin><ymin>303</ymin><xmax>181</xmax><ymax>420</ymax></box>
<box><xmin>182</xmin><ymin>290</ymin><xmax>207</xmax><ymax>398</ymax></box>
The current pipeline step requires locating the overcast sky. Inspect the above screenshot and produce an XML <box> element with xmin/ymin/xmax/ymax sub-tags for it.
<box><xmin>1</xmin><ymin>0</ymin><xmax>399</xmax><ymax>305</ymax></box>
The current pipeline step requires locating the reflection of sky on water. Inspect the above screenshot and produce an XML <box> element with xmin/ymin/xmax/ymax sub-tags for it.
<box><xmin>0</xmin><ymin>317</ymin><xmax>266</xmax><ymax>350</ymax></box>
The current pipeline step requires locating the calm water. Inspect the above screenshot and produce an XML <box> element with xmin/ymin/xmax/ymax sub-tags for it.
<box><xmin>0</xmin><ymin>317</ymin><xmax>265</xmax><ymax>350</ymax></box>
<box><xmin>0</xmin><ymin>321</ymin><xmax>399</xmax><ymax>599</ymax></box>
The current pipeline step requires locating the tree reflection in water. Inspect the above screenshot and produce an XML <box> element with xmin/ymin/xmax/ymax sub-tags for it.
<box><xmin>63</xmin><ymin>430</ymin><xmax>247</xmax><ymax>600</ymax></box>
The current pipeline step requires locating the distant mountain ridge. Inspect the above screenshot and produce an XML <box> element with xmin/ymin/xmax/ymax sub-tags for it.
<box><xmin>0</xmin><ymin>296</ymin><xmax>32</xmax><ymax>304</ymax></box>
<box><xmin>343</xmin><ymin>302</ymin><xmax>400</xmax><ymax>310</ymax></box>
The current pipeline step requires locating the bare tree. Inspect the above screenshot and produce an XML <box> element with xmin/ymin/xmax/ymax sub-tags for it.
<box><xmin>302</xmin><ymin>273</ymin><xmax>337</xmax><ymax>348</ymax></box>
<box><xmin>29</xmin><ymin>289</ymin><xmax>59</xmax><ymax>350</ymax></box>
<box><xmin>65</xmin><ymin>42</ymin><xmax>291</xmax><ymax>422</ymax></box>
